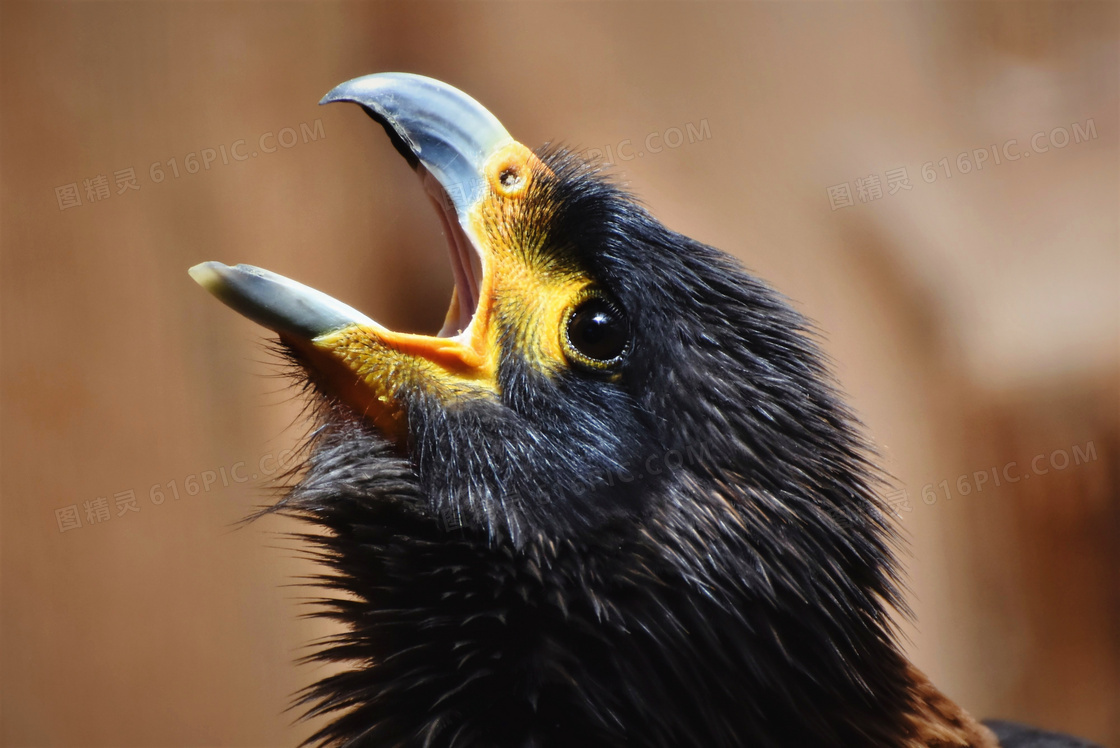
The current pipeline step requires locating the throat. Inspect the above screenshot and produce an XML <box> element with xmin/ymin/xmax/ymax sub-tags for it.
<box><xmin>293</xmin><ymin>506</ymin><xmax>994</xmax><ymax>748</ymax></box>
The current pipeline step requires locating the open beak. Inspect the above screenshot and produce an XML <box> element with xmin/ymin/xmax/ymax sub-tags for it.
<box><xmin>190</xmin><ymin>73</ymin><xmax>544</xmax><ymax>442</ymax></box>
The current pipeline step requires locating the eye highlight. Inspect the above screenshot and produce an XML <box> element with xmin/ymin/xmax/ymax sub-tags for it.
<box><xmin>562</xmin><ymin>292</ymin><xmax>629</xmax><ymax>370</ymax></box>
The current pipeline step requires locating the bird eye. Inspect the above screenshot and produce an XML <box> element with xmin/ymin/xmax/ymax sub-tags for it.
<box><xmin>563</xmin><ymin>294</ymin><xmax>629</xmax><ymax>369</ymax></box>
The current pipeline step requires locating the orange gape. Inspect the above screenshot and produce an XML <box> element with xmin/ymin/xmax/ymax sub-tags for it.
<box><xmin>301</xmin><ymin>140</ymin><xmax>601</xmax><ymax>445</ymax></box>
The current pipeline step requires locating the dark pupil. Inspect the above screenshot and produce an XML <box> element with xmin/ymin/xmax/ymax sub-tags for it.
<box><xmin>569</xmin><ymin>298</ymin><xmax>627</xmax><ymax>362</ymax></box>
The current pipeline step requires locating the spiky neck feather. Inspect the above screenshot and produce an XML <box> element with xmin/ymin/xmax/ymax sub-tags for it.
<box><xmin>276</xmin><ymin>419</ymin><xmax>989</xmax><ymax>748</ymax></box>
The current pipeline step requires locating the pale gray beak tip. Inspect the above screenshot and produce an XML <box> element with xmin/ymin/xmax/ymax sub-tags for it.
<box><xmin>189</xmin><ymin>262</ymin><xmax>374</xmax><ymax>341</ymax></box>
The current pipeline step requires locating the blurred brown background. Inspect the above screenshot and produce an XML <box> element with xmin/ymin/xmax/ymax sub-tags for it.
<box><xmin>2</xmin><ymin>3</ymin><xmax>1117</xmax><ymax>746</ymax></box>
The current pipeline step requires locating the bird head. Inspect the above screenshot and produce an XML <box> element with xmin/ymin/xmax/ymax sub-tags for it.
<box><xmin>192</xmin><ymin>73</ymin><xmax>880</xmax><ymax>552</ymax></box>
<box><xmin>189</xmin><ymin>74</ymin><xmax>987</xmax><ymax>747</ymax></box>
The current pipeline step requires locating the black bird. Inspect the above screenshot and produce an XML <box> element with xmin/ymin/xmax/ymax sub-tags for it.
<box><xmin>191</xmin><ymin>73</ymin><xmax>1099</xmax><ymax>748</ymax></box>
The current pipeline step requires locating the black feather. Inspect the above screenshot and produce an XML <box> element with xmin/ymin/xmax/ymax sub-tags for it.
<box><xmin>262</xmin><ymin>148</ymin><xmax>973</xmax><ymax>747</ymax></box>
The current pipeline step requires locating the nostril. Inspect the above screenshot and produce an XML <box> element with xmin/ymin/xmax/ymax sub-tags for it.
<box><xmin>499</xmin><ymin>166</ymin><xmax>522</xmax><ymax>190</ymax></box>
